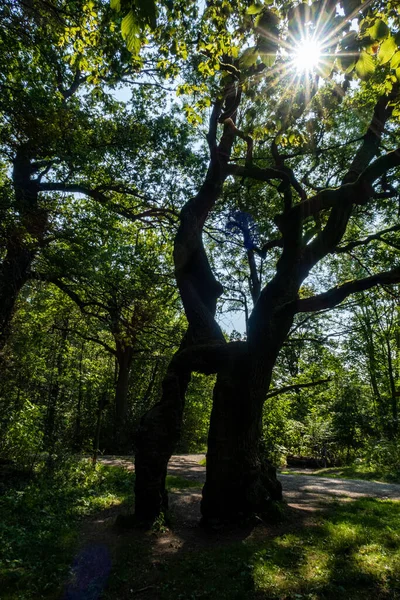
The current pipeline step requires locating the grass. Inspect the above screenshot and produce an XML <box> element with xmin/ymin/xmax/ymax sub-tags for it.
<box><xmin>0</xmin><ymin>457</ymin><xmax>134</xmax><ymax>600</ymax></box>
<box><xmin>280</xmin><ymin>464</ymin><xmax>400</xmax><ymax>484</ymax></box>
<box><xmin>166</xmin><ymin>475</ymin><xmax>202</xmax><ymax>489</ymax></box>
<box><xmin>105</xmin><ymin>498</ymin><xmax>400</xmax><ymax>599</ymax></box>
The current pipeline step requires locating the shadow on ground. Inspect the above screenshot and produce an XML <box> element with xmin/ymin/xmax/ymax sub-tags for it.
<box><xmin>61</xmin><ymin>465</ymin><xmax>400</xmax><ymax>600</ymax></box>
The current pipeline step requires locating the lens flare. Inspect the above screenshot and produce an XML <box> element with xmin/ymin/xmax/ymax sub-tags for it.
<box><xmin>292</xmin><ymin>37</ymin><xmax>322</xmax><ymax>73</ymax></box>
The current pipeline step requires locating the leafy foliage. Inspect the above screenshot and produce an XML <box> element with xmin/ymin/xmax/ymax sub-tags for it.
<box><xmin>0</xmin><ymin>459</ymin><xmax>134</xmax><ymax>599</ymax></box>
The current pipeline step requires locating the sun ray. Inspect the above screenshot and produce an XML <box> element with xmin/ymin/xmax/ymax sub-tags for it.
<box><xmin>292</xmin><ymin>37</ymin><xmax>322</xmax><ymax>74</ymax></box>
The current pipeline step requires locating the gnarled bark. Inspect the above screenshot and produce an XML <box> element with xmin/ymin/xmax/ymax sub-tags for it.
<box><xmin>133</xmin><ymin>85</ymin><xmax>239</xmax><ymax>522</ymax></box>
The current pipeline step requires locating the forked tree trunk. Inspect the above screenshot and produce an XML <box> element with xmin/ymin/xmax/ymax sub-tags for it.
<box><xmin>132</xmin><ymin>79</ymin><xmax>399</xmax><ymax>529</ymax></box>
<box><xmin>201</xmin><ymin>358</ymin><xmax>282</xmax><ymax>524</ymax></box>
<box><xmin>133</xmin><ymin>94</ymin><xmax>235</xmax><ymax>522</ymax></box>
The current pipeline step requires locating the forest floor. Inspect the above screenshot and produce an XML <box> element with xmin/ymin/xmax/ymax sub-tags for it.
<box><xmin>58</xmin><ymin>454</ymin><xmax>400</xmax><ymax>600</ymax></box>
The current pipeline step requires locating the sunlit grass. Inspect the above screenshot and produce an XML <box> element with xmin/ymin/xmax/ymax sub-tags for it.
<box><xmin>166</xmin><ymin>475</ymin><xmax>202</xmax><ymax>489</ymax></box>
<box><xmin>4</xmin><ymin>459</ymin><xmax>400</xmax><ymax>600</ymax></box>
<box><xmin>280</xmin><ymin>464</ymin><xmax>400</xmax><ymax>484</ymax></box>
<box><xmin>105</xmin><ymin>498</ymin><xmax>400</xmax><ymax>600</ymax></box>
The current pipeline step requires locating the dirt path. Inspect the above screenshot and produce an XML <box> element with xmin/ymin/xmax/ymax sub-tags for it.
<box><xmin>99</xmin><ymin>454</ymin><xmax>400</xmax><ymax>524</ymax></box>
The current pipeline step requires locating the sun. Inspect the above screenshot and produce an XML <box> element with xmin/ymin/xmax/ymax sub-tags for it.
<box><xmin>292</xmin><ymin>37</ymin><xmax>322</xmax><ymax>74</ymax></box>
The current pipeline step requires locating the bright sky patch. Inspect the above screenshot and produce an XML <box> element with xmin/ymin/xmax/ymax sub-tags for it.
<box><xmin>292</xmin><ymin>38</ymin><xmax>322</xmax><ymax>74</ymax></box>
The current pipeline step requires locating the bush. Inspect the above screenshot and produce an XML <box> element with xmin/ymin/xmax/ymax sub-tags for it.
<box><xmin>364</xmin><ymin>438</ymin><xmax>400</xmax><ymax>472</ymax></box>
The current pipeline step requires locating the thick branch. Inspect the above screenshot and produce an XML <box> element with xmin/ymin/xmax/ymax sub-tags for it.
<box><xmin>175</xmin><ymin>80</ymin><xmax>241</xmax><ymax>343</ymax></box>
<box><xmin>295</xmin><ymin>267</ymin><xmax>400</xmax><ymax>313</ymax></box>
<box><xmin>226</xmin><ymin>163</ymin><xmax>291</xmax><ymax>187</ymax></box>
<box><xmin>335</xmin><ymin>224</ymin><xmax>400</xmax><ymax>253</ymax></box>
<box><xmin>39</xmin><ymin>182</ymin><xmax>174</xmax><ymax>222</ymax></box>
<box><xmin>301</xmin><ymin>89</ymin><xmax>400</xmax><ymax>270</ymax></box>
<box><xmin>260</xmin><ymin>237</ymin><xmax>283</xmax><ymax>256</ymax></box>
<box><xmin>223</xmin><ymin>118</ymin><xmax>253</xmax><ymax>165</ymax></box>
<box><xmin>266</xmin><ymin>378</ymin><xmax>331</xmax><ymax>399</ymax></box>
<box><xmin>171</xmin><ymin>340</ymin><xmax>246</xmax><ymax>375</ymax></box>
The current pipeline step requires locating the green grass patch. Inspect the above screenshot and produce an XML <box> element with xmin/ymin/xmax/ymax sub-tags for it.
<box><xmin>104</xmin><ymin>498</ymin><xmax>400</xmax><ymax>599</ymax></box>
<box><xmin>280</xmin><ymin>464</ymin><xmax>400</xmax><ymax>484</ymax></box>
<box><xmin>0</xmin><ymin>458</ymin><xmax>134</xmax><ymax>599</ymax></box>
<box><xmin>166</xmin><ymin>475</ymin><xmax>202</xmax><ymax>489</ymax></box>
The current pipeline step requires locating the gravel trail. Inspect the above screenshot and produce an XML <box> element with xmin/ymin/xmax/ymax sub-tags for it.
<box><xmin>99</xmin><ymin>453</ymin><xmax>400</xmax><ymax>522</ymax></box>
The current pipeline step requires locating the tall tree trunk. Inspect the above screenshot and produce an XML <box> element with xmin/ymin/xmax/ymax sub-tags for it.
<box><xmin>92</xmin><ymin>391</ymin><xmax>107</xmax><ymax>465</ymax></box>
<box><xmin>74</xmin><ymin>342</ymin><xmax>85</xmax><ymax>450</ymax></box>
<box><xmin>114</xmin><ymin>343</ymin><xmax>134</xmax><ymax>450</ymax></box>
<box><xmin>134</xmin><ymin>335</ymin><xmax>191</xmax><ymax>521</ymax></box>
<box><xmin>44</xmin><ymin>325</ymin><xmax>68</xmax><ymax>462</ymax></box>
<box><xmin>202</xmin><ymin>275</ymin><xmax>296</xmax><ymax>523</ymax></box>
<box><xmin>0</xmin><ymin>146</ymin><xmax>47</xmax><ymax>353</ymax></box>
<box><xmin>386</xmin><ymin>335</ymin><xmax>398</xmax><ymax>437</ymax></box>
<box><xmin>141</xmin><ymin>359</ymin><xmax>160</xmax><ymax>407</ymax></box>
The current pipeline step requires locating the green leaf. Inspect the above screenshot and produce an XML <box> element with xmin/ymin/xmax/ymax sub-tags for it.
<box><xmin>121</xmin><ymin>9</ymin><xmax>134</xmax><ymax>39</ymax></box>
<box><xmin>110</xmin><ymin>0</ymin><xmax>121</xmax><ymax>11</ymax></box>
<box><xmin>121</xmin><ymin>10</ymin><xmax>141</xmax><ymax>55</ymax></box>
<box><xmin>337</xmin><ymin>54</ymin><xmax>357</xmax><ymax>74</ymax></box>
<box><xmin>246</xmin><ymin>4</ymin><xmax>264</xmax><ymax>15</ymax></box>
<box><xmin>239</xmin><ymin>47</ymin><xmax>258</xmax><ymax>69</ymax></box>
<box><xmin>259</xmin><ymin>52</ymin><xmax>276</xmax><ymax>67</ymax></box>
<box><xmin>136</xmin><ymin>0</ymin><xmax>157</xmax><ymax>30</ymax></box>
<box><xmin>355</xmin><ymin>50</ymin><xmax>375</xmax><ymax>79</ymax></box>
<box><xmin>366</xmin><ymin>19</ymin><xmax>389</xmax><ymax>41</ymax></box>
<box><xmin>390</xmin><ymin>51</ymin><xmax>400</xmax><ymax>70</ymax></box>
<box><xmin>255</xmin><ymin>9</ymin><xmax>280</xmax><ymax>31</ymax></box>
<box><xmin>378</xmin><ymin>36</ymin><xmax>398</xmax><ymax>65</ymax></box>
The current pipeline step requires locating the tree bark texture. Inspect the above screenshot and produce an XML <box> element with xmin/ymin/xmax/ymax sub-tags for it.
<box><xmin>201</xmin><ymin>357</ymin><xmax>282</xmax><ymax>524</ymax></box>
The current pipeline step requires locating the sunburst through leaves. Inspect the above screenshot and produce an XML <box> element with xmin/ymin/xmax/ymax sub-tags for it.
<box><xmin>292</xmin><ymin>36</ymin><xmax>322</xmax><ymax>74</ymax></box>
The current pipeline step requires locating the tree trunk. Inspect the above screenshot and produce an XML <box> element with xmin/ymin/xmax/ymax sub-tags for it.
<box><xmin>73</xmin><ymin>342</ymin><xmax>85</xmax><ymax>450</ymax></box>
<box><xmin>0</xmin><ymin>147</ymin><xmax>47</xmax><ymax>353</ymax></box>
<box><xmin>114</xmin><ymin>344</ymin><xmax>134</xmax><ymax>451</ymax></box>
<box><xmin>92</xmin><ymin>391</ymin><xmax>107</xmax><ymax>465</ymax></box>
<box><xmin>386</xmin><ymin>335</ymin><xmax>398</xmax><ymax>437</ymax></box>
<box><xmin>133</xmin><ymin>102</ymin><xmax>237</xmax><ymax>523</ymax></box>
<box><xmin>201</xmin><ymin>357</ymin><xmax>282</xmax><ymax>525</ymax></box>
<box><xmin>202</xmin><ymin>270</ymin><xmax>297</xmax><ymax>524</ymax></box>
<box><xmin>134</xmin><ymin>340</ymin><xmax>191</xmax><ymax>522</ymax></box>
